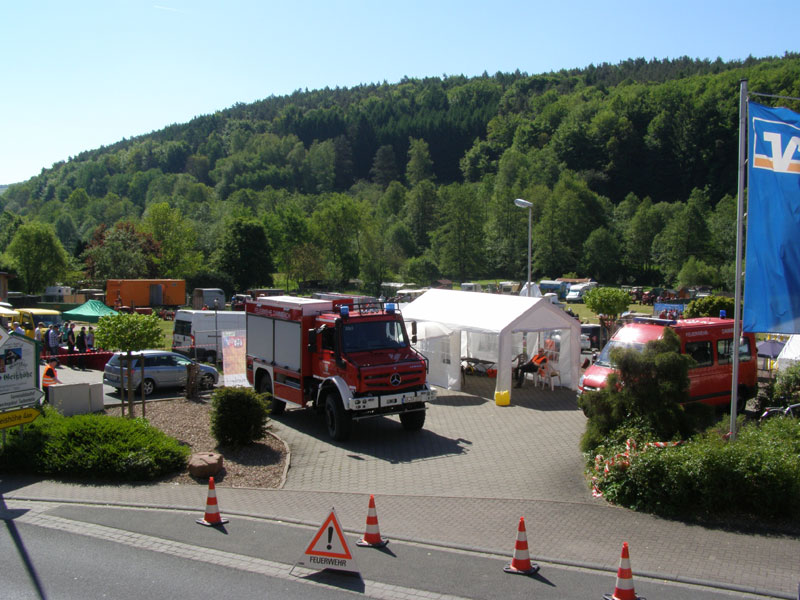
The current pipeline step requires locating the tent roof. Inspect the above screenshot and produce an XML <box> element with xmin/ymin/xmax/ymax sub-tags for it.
<box><xmin>403</xmin><ymin>288</ymin><xmax>577</xmax><ymax>334</ymax></box>
<box><xmin>63</xmin><ymin>299</ymin><xmax>118</xmax><ymax>323</ymax></box>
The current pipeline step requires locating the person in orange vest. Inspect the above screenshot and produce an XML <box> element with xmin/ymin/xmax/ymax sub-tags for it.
<box><xmin>514</xmin><ymin>347</ymin><xmax>548</xmax><ymax>388</ymax></box>
<box><xmin>42</xmin><ymin>356</ymin><xmax>63</xmax><ymax>403</ymax></box>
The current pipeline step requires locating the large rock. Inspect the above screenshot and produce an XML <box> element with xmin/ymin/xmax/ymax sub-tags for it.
<box><xmin>188</xmin><ymin>452</ymin><xmax>223</xmax><ymax>478</ymax></box>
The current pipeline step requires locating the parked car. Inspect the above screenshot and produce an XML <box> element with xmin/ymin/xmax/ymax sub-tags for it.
<box><xmin>230</xmin><ymin>294</ymin><xmax>250</xmax><ymax>311</ymax></box>
<box><xmin>103</xmin><ymin>350</ymin><xmax>218</xmax><ymax>396</ymax></box>
<box><xmin>580</xmin><ymin>324</ymin><xmax>604</xmax><ymax>351</ymax></box>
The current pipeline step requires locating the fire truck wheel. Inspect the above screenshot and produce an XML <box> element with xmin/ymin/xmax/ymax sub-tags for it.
<box><xmin>258</xmin><ymin>373</ymin><xmax>285</xmax><ymax>415</ymax></box>
<box><xmin>400</xmin><ymin>409</ymin><xmax>426</xmax><ymax>431</ymax></box>
<box><xmin>324</xmin><ymin>392</ymin><xmax>352</xmax><ymax>441</ymax></box>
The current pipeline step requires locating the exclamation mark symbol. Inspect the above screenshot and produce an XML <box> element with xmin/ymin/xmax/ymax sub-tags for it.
<box><xmin>327</xmin><ymin>526</ymin><xmax>333</xmax><ymax>550</ymax></box>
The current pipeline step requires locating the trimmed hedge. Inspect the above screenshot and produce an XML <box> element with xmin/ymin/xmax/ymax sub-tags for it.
<box><xmin>210</xmin><ymin>386</ymin><xmax>269</xmax><ymax>447</ymax></box>
<box><xmin>0</xmin><ymin>406</ymin><xmax>190</xmax><ymax>480</ymax></box>
<box><xmin>595</xmin><ymin>417</ymin><xmax>800</xmax><ymax>519</ymax></box>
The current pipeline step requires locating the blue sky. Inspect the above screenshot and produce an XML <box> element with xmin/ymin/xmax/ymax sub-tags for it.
<box><xmin>1</xmin><ymin>0</ymin><xmax>796</xmax><ymax>185</ymax></box>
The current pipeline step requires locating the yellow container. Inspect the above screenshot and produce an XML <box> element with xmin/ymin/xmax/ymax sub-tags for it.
<box><xmin>494</xmin><ymin>390</ymin><xmax>510</xmax><ymax>406</ymax></box>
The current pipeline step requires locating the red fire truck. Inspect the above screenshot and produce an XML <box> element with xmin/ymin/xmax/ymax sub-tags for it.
<box><xmin>246</xmin><ymin>295</ymin><xmax>435</xmax><ymax>440</ymax></box>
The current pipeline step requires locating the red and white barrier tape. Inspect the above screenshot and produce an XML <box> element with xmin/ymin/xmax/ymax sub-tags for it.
<box><xmin>591</xmin><ymin>438</ymin><xmax>683</xmax><ymax>497</ymax></box>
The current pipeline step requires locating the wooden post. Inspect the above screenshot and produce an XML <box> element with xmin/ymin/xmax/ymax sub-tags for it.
<box><xmin>127</xmin><ymin>351</ymin><xmax>134</xmax><ymax>417</ymax></box>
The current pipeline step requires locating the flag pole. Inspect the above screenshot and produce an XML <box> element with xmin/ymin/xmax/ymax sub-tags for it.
<box><xmin>730</xmin><ymin>79</ymin><xmax>748</xmax><ymax>440</ymax></box>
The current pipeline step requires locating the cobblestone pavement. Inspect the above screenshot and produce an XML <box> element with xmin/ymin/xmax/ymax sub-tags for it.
<box><xmin>274</xmin><ymin>376</ymin><xmax>592</xmax><ymax>502</ymax></box>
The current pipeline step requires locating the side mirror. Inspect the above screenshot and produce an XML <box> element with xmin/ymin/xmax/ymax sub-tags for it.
<box><xmin>307</xmin><ymin>329</ymin><xmax>317</xmax><ymax>352</ymax></box>
<box><xmin>411</xmin><ymin>321</ymin><xmax>417</xmax><ymax>345</ymax></box>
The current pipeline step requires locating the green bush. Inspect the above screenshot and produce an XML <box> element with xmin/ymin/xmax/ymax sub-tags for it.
<box><xmin>597</xmin><ymin>417</ymin><xmax>800</xmax><ymax>519</ymax></box>
<box><xmin>0</xmin><ymin>406</ymin><xmax>189</xmax><ymax>480</ymax></box>
<box><xmin>210</xmin><ymin>386</ymin><xmax>269</xmax><ymax>447</ymax></box>
<box><xmin>578</xmin><ymin>328</ymin><xmax>701</xmax><ymax>454</ymax></box>
<box><xmin>773</xmin><ymin>363</ymin><xmax>800</xmax><ymax>406</ymax></box>
<box><xmin>683</xmin><ymin>295</ymin><xmax>735</xmax><ymax>319</ymax></box>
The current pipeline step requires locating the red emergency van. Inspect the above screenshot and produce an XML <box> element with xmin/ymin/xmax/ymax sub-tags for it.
<box><xmin>578</xmin><ymin>317</ymin><xmax>757</xmax><ymax>410</ymax></box>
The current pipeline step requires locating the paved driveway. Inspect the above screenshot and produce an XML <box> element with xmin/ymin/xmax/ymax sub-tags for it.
<box><xmin>273</xmin><ymin>375</ymin><xmax>596</xmax><ymax>503</ymax></box>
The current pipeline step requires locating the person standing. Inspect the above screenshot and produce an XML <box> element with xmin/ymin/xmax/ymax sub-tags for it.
<box><xmin>76</xmin><ymin>326</ymin><xmax>87</xmax><ymax>370</ymax></box>
<box><xmin>34</xmin><ymin>324</ymin><xmax>44</xmax><ymax>361</ymax></box>
<box><xmin>41</xmin><ymin>357</ymin><xmax>63</xmax><ymax>403</ymax></box>
<box><xmin>67</xmin><ymin>323</ymin><xmax>76</xmax><ymax>353</ymax></box>
<box><xmin>47</xmin><ymin>325</ymin><xmax>60</xmax><ymax>360</ymax></box>
<box><xmin>86</xmin><ymin>326</ymin><xmax>95</xmax><ymax>351</ymax></box>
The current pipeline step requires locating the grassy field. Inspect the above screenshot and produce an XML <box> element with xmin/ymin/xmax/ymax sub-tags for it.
<box><xmin>568</xmin><ymin>302</ymin><xmax>652</xmax><ymax>323</ymax></box>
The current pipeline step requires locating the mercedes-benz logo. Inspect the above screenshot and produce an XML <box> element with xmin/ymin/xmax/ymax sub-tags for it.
<box><xmin>390</xmin><ymin>373</ymin><xmax>402</xmax><ymax>386</ymax></box>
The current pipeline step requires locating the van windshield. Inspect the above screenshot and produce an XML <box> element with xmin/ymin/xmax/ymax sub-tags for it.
<box><xmin>594</xmin><ymin>339</ymin><xmax>646</xmax><ymax>368</ymax></box>
<box><xmin>34</xmin><ymin>314</ymin><xmax>63</xmax><ymax>328</ymax></box>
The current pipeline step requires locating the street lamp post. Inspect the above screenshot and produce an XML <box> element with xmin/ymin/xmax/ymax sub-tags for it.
<box><xmin>514</xmin><ymin>198</ymin><xmax>533</xmax><ymax>297</ymax></box>
<box><xmin>213</xmin><ymin>298</ymin><xmax>220</xmax><ymax>367</ymax></box>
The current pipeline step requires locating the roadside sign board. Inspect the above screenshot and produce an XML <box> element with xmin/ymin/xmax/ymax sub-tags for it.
<box><xmin>295</xmin><ymin>508</ymin><xmax>359</xmax><ymax>575</ymax></box>
<box><xmin>0</xmin><ymin>333</ymin><xmax>41</xmax><ymax>411</ymax></box>
<box><xmin>0</xmin><ymin>406</ymin><xmax>41</xmax><ymax>430</ymax></box>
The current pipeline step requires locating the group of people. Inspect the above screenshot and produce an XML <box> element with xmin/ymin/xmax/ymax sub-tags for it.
<box><xmin>21</xmin><ymin>321</ymin><xmax>95</xmax><ymax>369</ymax></box>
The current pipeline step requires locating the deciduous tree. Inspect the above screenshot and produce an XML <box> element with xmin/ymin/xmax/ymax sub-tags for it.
<box><xmin>4</xmin><ymin>222</ymin><xmax>70</xmax><ymax>293</ymax></box>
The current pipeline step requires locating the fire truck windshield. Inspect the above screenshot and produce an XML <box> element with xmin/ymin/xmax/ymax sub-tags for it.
<box><xmin>342</xmin><ymin>320</ymin><xmax>407</xmax><ymax>353</ymax></box>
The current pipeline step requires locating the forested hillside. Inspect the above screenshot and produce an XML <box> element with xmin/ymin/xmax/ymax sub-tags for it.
<box><xmin>2</xmin><ymin>54</ymin><xmax>799</xmax><ymax>295</ymax></box>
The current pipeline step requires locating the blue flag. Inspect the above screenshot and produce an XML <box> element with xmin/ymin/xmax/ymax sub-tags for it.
<box><xmin>743</xmin><ymin>102</ymin><xmax>800</xmax><ymax>333</ymax></box>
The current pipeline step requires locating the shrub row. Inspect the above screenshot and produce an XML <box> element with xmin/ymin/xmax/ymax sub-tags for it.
<box><xmin>0</xmin><ymin>406</ymin><xmax>190</xmax><ymax>481</ymax></box>
<box><xmin>595</xmin><ymin>417</ymin><xmax>800</xmax><ymax>519</ymax></box>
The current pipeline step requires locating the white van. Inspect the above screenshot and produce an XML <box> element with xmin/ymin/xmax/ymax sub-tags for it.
<box><xmin>172</xmin><ymin>309</ymin><xmax>245</xmax><ymax>363</ymax></box>
<box><xmin>566</xmin><ymin>282</ymin><xmax>597</xmax><ymax>303</ymax></box>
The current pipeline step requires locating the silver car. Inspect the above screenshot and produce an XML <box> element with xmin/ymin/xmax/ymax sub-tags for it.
<box><xmin>103</xmin><ymin>350</ymin><xmax>218</xmax><ymax>396</ymax></box>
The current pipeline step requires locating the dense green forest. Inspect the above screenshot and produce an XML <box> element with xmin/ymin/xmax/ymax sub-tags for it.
<box><xmin>2</xmin><ymin>54</ymin><xmax>799</xmax><ymax>296</ymax></box>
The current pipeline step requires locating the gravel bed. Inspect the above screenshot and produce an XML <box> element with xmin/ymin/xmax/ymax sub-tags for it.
<box><xmin>106</xmin><ymin>397</ymin><xmax>287</xmax><ymax>489</ymax></box>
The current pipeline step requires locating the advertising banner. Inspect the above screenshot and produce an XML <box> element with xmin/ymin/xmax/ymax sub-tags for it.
<box><xmin>221</xmin><ymin>329</ymin><xmax>248</xmax><ymax>387</ymax></box>
<box><xmin>743</xmin><ymin>102</ymin><xmax>800</xmax><ymax>333</ymax></box>
<box><xmin>0</xmin><ymin>333</ymin><xmax>41</xmax><ymax>411</ymax></box>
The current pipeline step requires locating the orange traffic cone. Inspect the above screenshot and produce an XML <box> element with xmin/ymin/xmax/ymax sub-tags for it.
<box><xmin>356</xmin><ymin>494</ymin><xmax>388</xmax><ymax>547</ymax></box>
<box><xmin>196</xmin><ymin>477</ymin><xmax>229</xmax><ymax>526</ymax></box>
<box><xmin>503</xmin><ymin>517</ymin><xmax>540</xmax><ymax>575</ymax></box>
<box><xmin>603</xmin><ymin>542</ymin><xmax>640</xmax><ymax>600</ymax></box>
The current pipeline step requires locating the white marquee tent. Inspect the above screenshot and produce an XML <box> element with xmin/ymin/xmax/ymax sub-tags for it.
<box><xmin>776</xmin><ymin>334</ymin><xmax>800</xmax><ymax>371</ymax></box>
<box><xmin>402</xmin><ymin>289</ymin><xmax>581</xmax><ymax>396</ymax></box>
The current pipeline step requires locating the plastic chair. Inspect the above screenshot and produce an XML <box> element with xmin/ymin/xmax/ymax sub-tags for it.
<box><xmin>536</xmin><ymin>363</ymin><xmax>562</xmax><ymax>390</ymax></box>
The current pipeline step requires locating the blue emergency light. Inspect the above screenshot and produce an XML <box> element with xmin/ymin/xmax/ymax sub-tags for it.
<box><xmin>385</xmin><ymin>302</ymin><xmax>397</xmax><ymax>314</ymax></box>
<box><xmin>340</xmin><ymin>305</ymin><xmax>349</xmax><ymax>317</ymax></box>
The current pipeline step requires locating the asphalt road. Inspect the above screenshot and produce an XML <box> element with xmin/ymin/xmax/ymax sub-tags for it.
<box><xmin>2</xmin><ymin>502</ymin><xmax>765</xmax><ymax>600</ymax></box>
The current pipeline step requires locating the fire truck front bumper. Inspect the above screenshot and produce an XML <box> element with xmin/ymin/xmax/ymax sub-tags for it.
<box><xmin>345</xmin><ymin>386</ymin><xmax>436</xmax><ymax>414</ymax></box>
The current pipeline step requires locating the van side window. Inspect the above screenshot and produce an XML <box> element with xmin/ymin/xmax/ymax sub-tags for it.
<box><xmin>685</xmin><ymin>341</ymin><xmax>713</xmax><ymax>367</ymax></box>
<box><xmin>717</xmin><ymin>338</ymin><xmax>752</xmax><ymax>365</ymax></box>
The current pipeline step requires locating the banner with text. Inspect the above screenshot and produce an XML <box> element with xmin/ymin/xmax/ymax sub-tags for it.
<box><xmin>221</xmin><ymin>330</ymin><xmax>248</xmax><ymax>387</ymax></box>
<box><xmin>743</xmin><ymin>102</ymin><xmax>800</xmax><ymax>333</ymax></box>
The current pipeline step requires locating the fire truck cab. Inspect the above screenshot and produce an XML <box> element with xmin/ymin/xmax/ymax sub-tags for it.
<box><xmin>246</xmin><ymin>295</ymin><xmax>435</xmax><ymax>440</ymax></box>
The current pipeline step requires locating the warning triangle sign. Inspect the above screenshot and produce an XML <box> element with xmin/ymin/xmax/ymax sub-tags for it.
<box><xmin>295</xmin><ymin>507</ymin><xmax>359</xmax><ymax>575</ymax></box>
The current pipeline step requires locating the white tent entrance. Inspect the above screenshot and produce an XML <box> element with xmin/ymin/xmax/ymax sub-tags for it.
<box><xmin>403</xmin><ymin>289</ymin><xmax>581</xmax><ymax>397</ymax></box>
